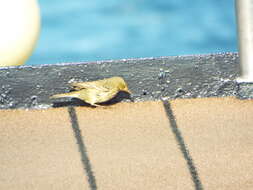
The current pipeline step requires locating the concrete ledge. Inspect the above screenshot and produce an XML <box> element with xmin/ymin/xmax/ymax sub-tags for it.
<box><xmin>0</xmin><ymin>53</ymin><xmax>241</xmax><ymax>109</ymax></box>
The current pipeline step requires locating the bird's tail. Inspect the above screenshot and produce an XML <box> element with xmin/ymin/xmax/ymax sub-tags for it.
<box><xmin>50</xmin><ymin>91</ymin><xmax>81</xmax><ymax>99</ymax></box>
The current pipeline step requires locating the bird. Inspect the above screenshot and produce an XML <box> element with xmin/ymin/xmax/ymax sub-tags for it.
<box><xmin>50</xmin><ymin>76</ymin><xmax>131</xmax><ymax>107</ymax></box>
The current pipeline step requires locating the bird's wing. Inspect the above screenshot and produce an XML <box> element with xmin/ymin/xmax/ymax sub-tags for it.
<box><xmin>70</xmin><ymin>82</ymin><xmax>109</xmax><ymax>92</ymax></box>
<box><xmin>95</xmin><ymin>87</ymin><xmax>119</xmax><ymax>103</ymax></box>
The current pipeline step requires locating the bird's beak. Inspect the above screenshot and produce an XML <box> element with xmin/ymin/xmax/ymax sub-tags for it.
<box><xmin>124</xmin><ymin>88</ymin><xmax>131</xmax><ymax>94</ymax></box>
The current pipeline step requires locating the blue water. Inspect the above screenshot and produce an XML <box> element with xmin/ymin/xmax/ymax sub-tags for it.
<box><xmin>27</xmin><ymin>0</ymin><xmax>237</xmax><ymax>65</ymax></box>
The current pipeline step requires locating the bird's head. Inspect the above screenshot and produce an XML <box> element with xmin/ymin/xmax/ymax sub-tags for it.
<box><xmin>122</xmin><ymin>85</ymin><xmax>131</xmax><ymax>94</ymax></box>
<box><xmin>116</xmin><ymin>77</ymin><xmax>131</xmax><ymax>94</ymax></box>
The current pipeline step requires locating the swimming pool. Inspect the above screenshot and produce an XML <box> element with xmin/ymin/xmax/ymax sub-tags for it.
<box><xmin>27</xmin><ymin>0</ymin><xmax>237</xmax><ymax>65</ymax></box>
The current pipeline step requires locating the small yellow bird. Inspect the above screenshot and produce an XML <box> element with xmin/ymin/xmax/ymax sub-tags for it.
<box><xmin>50</xmin><ymin>76</ymin><xmax>131</xmax><ymax>106</ymax></box>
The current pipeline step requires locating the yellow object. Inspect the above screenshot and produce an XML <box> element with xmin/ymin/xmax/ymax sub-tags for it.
<box><xmin>51</xmin><ymin>77</ymin><xmax>131</xmax><ymax>106</ymax></box>
<box><xmin>0</xmin><ymin>0</ymin><xmax>40</xmax><ymax>67</ymax></box>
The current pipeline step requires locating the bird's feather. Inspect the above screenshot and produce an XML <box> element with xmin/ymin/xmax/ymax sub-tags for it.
<box><xmin>71</xmin><ymin>81</ymin><xmax>109</xmax><ymax>92</ymax></box>
<box><xmin>50</xmin><ymin>91</ymin><xmax>81</xmax><ymax>99</ymax></box>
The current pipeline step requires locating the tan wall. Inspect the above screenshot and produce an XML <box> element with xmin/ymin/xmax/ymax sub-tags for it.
<box><xmin>0</xmin><ymin>97</ymin><xmax>252</xmax><ymax>189</ymax></box>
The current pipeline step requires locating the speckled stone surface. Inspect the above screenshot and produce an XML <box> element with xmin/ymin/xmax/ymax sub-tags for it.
<box><xmin>1</xmin><ymin>53</ymin><xmax>248</xmax><ymax>109</ymax></box>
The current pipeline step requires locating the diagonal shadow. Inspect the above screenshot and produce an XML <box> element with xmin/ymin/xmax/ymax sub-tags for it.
<box><xmin>163</xmin><ymin>101</ymin><xmax>204</xmax><ymax>190</ymax></box>
<box><xmin>68</xmin><ymin>107</ymin><xmax>97</xmax><ymax>190</ymax></box>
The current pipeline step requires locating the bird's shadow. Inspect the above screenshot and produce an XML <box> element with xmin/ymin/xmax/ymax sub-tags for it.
<box><xmin>52</xmin><ymin>91</ymin><xmax>133</xmax><ymax>108</ymax></box>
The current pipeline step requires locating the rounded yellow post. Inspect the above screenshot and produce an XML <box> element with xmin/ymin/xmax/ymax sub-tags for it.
<box><xmin>0</xmin><ymin>0</ymin><xmax>40</xmax><ymax>67</ymax></box>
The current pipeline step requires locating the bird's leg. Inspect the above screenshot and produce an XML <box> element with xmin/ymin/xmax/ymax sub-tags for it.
<box><xmin>90</xmin><ymin>103</ymin><xmax>110</xmax><ymax>108</ymax></box>
<box><xmin>72</xmin><ymin>86</ymin><xmax>82</xmax><ymax>91</ymax></box>
<box><xmin>92</xmin><ymin>103</ymin><xmax>103</xmax><ymax>107</ymax></box>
